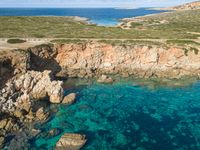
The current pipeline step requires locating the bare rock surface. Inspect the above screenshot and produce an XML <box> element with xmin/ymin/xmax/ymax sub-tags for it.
<box><xmin>35</xmin><ymin>107</ymin><xmax>49</xmax><ymax>121</ymax></box>
<box><xmin>0</xmin><ymin>70</ymin><xmax>63</xmax><ymax>113</ymax></box>
<box><xmin>0</xmin><ymin>69</ymin><xmax>64</xmax><ymax>148</ymax></box>
<box><xmin>14</xmin><ymin>70</ymin><xmax>63</xmax><ymax>103</ymax></box>
<box><xmin>55</xmin><ymin>42</ymin><xmax>200</xmax><ymax>79</ymax></box>
<box><xmin>166</xmin><ymin>1</ymin><xmax>200</xmax><ymax>10</ymax></box>
<box><xmin>62</xmin><ymin>93</ymin><xmax>76</xmax><ymax>104</ymax></box>
<box><xmin>97</xmin><ymin>75</ymin><xmax>114</xmax><ymax>83</ymax></box>
<box><xmin>56</xmin><ymin>133</ymin><xmax>87</xmax><ymax>150</ymax></box>
<box><xmin>1</xmin><ymin>41</ymin><xmax>200</xmax><ymax>148</ymax></box>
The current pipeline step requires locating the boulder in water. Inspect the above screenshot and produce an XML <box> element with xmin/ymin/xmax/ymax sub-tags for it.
<box><xmin>97</xmin><ymin>75</ymin><xmax>113</xmax><ymax>84</ymax></box>
<box><xmin>56</xmin><ymin>133</ymin><xmax>87</xmax><ymax>150</ymax></box>
<box><xmin>62</xmin><ymin>93</ymin><xmax>76</xmax><ymax>105</ymax></box>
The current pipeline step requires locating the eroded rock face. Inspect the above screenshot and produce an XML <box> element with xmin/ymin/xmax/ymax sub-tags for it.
<box><xmin>56</xmin><ymin>133</ymin><xmax>87</xmax><ymax>150</ymax></box>
<box><xmin>28</xmin><ymin>44</ymin><xmax>61</xmax><ymax>75</ymax></box>
<box><xmin>14</xmin><ymin>70</ymin><xmax>64</xmax><ymax>103</ymax></box>
<box><xmin>168</xmin><ymin>1</ymin><xmax>200</xmax><ymax>10</ymax></box>
<box><xmin>0</xmin><ymin>69</ymin><xmax>65</xmax><ymax>148</ymax></box>
<box><xmin>54</xmin><ymin>42</ymin><xmax>200</xmax><ymax>79</ymax></box>
<box><xmin>35</xmin><ymin>107</ymin><xmax>49</xmax><ymax>121</ymax></box>
<box><xmin>0</xmin><ymin>49</ymin><xmax>29</xmax><ymax>88</ymax></box>
<box><xmin>0</xmin><ymin>70</ymin><xmax>63</xmax><ymax>116</ymax></box>
<box><xmin>97</xmin><ymin>75</ymin><xmax>114</xmax><ymax>84</ymax></box>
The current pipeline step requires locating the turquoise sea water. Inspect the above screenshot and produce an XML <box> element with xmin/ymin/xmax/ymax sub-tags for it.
<box><xmin>0</xmin><ymin>8</ymin><xmax>166</xmax><ymax>26</ymax></box>
<box><xmin>32</xmin><ymin>78</ymin><xmax>200</xmax><ymax>150</ymax></box>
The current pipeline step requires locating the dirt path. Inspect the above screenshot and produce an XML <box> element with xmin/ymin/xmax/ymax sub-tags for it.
<box><xmin>0</xmin><ymin>38</ymin><xmax>199</xmax><ymax>50</ymax></box>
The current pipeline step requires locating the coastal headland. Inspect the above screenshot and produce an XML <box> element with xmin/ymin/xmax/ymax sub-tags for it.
<box><xmin>0</xmin><ymin>1</ymin><xmax>200</xmax><ymax>149</ymax></box>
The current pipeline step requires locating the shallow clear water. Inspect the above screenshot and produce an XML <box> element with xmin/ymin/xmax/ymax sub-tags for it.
<box><xmin>33</xmin><ymin>78</ymin><xmax>200</xmax><ymax>150</ymax></box>
<box><xmin>0</xmin><ymin>8</ymin><xmax>166</xmax><ymax>26</ymax></box>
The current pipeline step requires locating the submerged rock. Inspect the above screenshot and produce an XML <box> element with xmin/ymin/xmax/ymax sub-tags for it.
<box><xmin>7</xmin><ymin>131</ymin><xmax>31</xmax><ymax>150</ymax></box>
<box><xmin>62</xmin><ymin>93</ymin><xmax>76</xmax><ymax>105</ymax></box>
<box><xmin>56</xmin><ymin>133</ymin><xmax>87</xmax><ymax>150</ymax></box>
<box><xmin>0</xmin><ymin>136</ymin><xmax>4</xmax><ymax>148</ymax></box>
<box><xmin>97</xmin><ymin>75</ymin><xmax>114</xmax><ymax>84</ymax></box>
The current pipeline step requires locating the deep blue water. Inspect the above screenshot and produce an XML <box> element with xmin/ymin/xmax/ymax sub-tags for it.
<box><xmin>0</xmin><ymin>8</ymin><xmax>166</xmax><ymax>26</ymax></box>
<box><xmin>33</xmin><ymin>78</ymin><xmax>200</xmax><ymax>150</ymax></box>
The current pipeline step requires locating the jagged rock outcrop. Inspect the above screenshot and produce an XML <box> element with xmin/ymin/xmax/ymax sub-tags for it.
<box><xmin>14</xmin><ymin>70</ymin><xmax>63</xmax><ymax>103</ymax></box>
<box><xmin>0</xmin><ymin>70</ymin><xmax>63</xmax><ymax>115</ymax></box>
<box><xmin>35</xmin><ymin>107</ymin><xmax>49</xmax><ymax>121</ymax></box>
<box><xmin>166</xmin><ymin>1</ymin><xmax>200</xmax><ymax>10</ymax></box>
<box><xmin>28</xmin><ymin>44</ymin><xmax>61</xmax><ymax>75</ymax></box>
<box><xmin>0</xmin><ymin>70</ymin><xmax>64</xmax><ymax>147</ymax></box>
<box><xmin>54</xmin><ymin>42</ymin><xmax>200</xmax><ymax>79</ymax></box>
<box><xmin>1</xmin><ymin>42</ymin><xmax>200</xmax><ymax>82</ymax></box>
<box><xmin>1</xmin><ymin>41</ymin><xmax>200</xmax><ymax>149</ymax></box>
<box><xmin>0</xmin><ymin>49</ymin><xmax>30</xmax><ymax>88</ymax></box>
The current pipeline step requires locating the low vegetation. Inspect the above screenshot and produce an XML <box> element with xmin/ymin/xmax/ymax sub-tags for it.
<box><xmin>0</xmin><ymin>9</ymin><xmax>200</xmax><ymax>40</ymax></box>
<box><xmin>166</xmin><ymin>40</ymin><xmax>200</xmax><ymax>46</ymax></box>
<box><xmin>98</xmin><ymin>40</ymin><xmax>166</xmax><ymax>47</ymax></box>
<box><xmin>51</xmin><ymin>39</ymin><xmax>87</xmax><ymax>44</ymax></box>
<box><xmin>7</xmin><ymin>38</ymin><xmax>26</xmax><ymax>44</ymax></box>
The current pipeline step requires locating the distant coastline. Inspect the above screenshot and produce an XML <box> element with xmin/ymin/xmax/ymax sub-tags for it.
<box><xmin>0</xmin><ymin>7</ymin><xmax>166</xmax><ymax>26</ymax></box>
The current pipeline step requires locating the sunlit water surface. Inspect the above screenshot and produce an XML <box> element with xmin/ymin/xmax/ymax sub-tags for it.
<box><xmin>0</xmin><ymin>8</ymin><xmax>166</xmax><ymax>26</ymax></box>
<box><xmin>33</xmin><ymin>78</ymin><xmax>200</xmax><ymax>150</ymax></box>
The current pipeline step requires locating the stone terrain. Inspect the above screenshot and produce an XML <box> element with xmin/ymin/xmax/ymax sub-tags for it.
<box><xmin>0</xmin><ymin>50</ymin><xmax>84</xmax><ymax>149</ymax></box>
<box><xmin>165</xmin><ymin>1</ymin><xmax>200</xmax><ymax>10</ymax></box>
<box><xmin>37</xmin><ymin>41</ymin><xmax>200</xmax><ymax>79</ymax></box>
<box><xmin>0</xmin><ymin>40</ymin><xmax>200</xmax><ymax>149</ymax></box>
<box><xmin>2</xmin><ymin>41</ymin><xmax>200</xmax><ymax>80</ymax></box>
<box><xmin>0</xmin><ymin>70</ymin><xmax>64</xmax><ymax>148</ymax></box>
<box><xmin>150</xmin><ymin>1</ymin><xmax>200</xmax><ymax>11</ymax></box>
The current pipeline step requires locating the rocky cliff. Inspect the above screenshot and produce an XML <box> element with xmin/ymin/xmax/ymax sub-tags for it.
<box><xmin>165</xmin><ymin>1</ymin><xmax>200</xmax><ymax>10</ymax></box>
<box><xmin>54</xmin><ymin>42</ymin><xmax>200</xmax><ymax>79</ymax></box>
<box><xmin>0</xmin><ymin>41</ymin><xmax>200</xmax><ymax>148</ymax></box>
<box><xmin>22</xmin><ymin>41</ymin><xmax>200</xmax><ymax>79</ymax></box>
<box><xmin>1</xmin><ymin>41</ymin><xmax>200</xmax><ymax>84</ymax></box>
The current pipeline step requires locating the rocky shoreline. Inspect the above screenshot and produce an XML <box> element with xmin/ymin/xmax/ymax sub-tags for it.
<box><xmin>30</xmin><ymin>41</ymin><xmax>200</xmax><ymax>79</ymax></box>
<box><xmin>0</xmin><ymin>69</ymin><xmax>86</xmax><ymax>149</ymax></box>
<box><xmin>0</xmin><ymin>41</ymin><xmax>200</xmax><ymax>149</ymax></box>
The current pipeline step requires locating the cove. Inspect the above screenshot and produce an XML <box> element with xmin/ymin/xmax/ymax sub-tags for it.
<box><xmin>0</xmin><ymin>8</ymin><xmax>166</xmax><ymax>26</ymax></box>
<box><xmin>32</xmin><ymin>78</ymin><xmax>200</xmax><ymax>150</ymax></box>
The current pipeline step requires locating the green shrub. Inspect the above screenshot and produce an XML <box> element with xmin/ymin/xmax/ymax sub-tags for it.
<box><xmin>7</xmin><ymin>39</ymin><xmax>26</xmax><ymax>44</ymax></box>
<box><xmin>190</xmin><ymin>47</ymin><xmax>199</xmax><ymax>55</ymax></box>
<box><xmin>51</xmin><ymin>39</ymin><xmax>86</xmax><ymax>44</ymax></box>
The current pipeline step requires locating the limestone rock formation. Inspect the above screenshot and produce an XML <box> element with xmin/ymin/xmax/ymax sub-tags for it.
<box><xmin>0</xmin><ymin>70</ymin><xmax>63</xmax><ymax>118</ymax></box>
<box><xmin>0</xmin><ymin>49</ymin><xmax>30</xmax><ymax>88</ymax></box>
<box><xmin>97</xmin><ymin>75</ymin><xmax>114</xmax><ymax>83</ymax></box>
<box><xmin>56</xmin><ymin>133</ymin><xmax>87</xmax><ymax>150</ymax></box>
<box><xmin>0</xmin><ymin>69</ymin><xmax>65</xmax><ymax>148</ymax></box>
<box><xmin>14</xmin><ymin>70</ymin><xmax>63</xmax><ymax>103</ymax></box>
<box><xmin>54</xmin><ymin>42</ymin><xmax>200</xmax><ymax>79</ymax></box>
<box><xmin>167</xmin><ymin>1</ymin><xmax>200</xmax><ymax>10</ymax></box>
<box><xmin>62</xmin><ymin>93</ymin><xmax>76</xmax><ymax>104</ymax></box>
<box><xmin>35</xmin><ymin>107</ymin><xmax>49</xmax><ymax>121</ymax></box>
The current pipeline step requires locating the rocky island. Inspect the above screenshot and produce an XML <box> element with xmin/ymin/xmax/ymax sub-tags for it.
<box><xmin>0</xmin><ymin>1</ymin><xmax>200</xmax><ymax>149</ymax></box>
